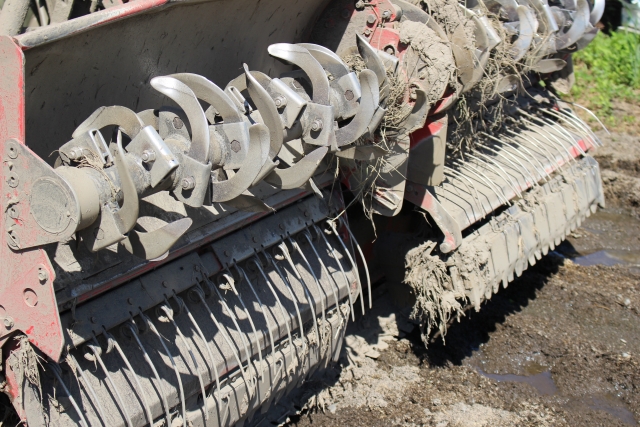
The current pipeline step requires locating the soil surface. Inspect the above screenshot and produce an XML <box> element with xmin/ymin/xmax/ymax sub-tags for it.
<box><xmin>278</xmin><ymin>130</ymin><xmax>640</xmax><ymax>427</ymax></box>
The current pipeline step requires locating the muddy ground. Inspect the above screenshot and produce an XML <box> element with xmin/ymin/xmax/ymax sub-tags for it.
<box><xmin>278</xmin><ymin>130</ymin><xmax>640</xmax><ymax>427</ymax></box>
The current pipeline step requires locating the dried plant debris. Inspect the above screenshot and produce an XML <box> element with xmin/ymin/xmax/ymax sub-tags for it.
<box><xmin>405</xmin><ymin>242</ymin><xmax>465</xmax><ymax>345</ymax></box>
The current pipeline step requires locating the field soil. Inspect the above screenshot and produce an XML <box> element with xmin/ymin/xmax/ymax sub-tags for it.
<box><xmin>279</xmin><ymin>130</ymin><xmax>640</xmax><ymax>427</ymax></box>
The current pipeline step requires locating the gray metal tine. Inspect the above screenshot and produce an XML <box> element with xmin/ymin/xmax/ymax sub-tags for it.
<box><xmin>498</xmin><ymin>136</ymin><xmax>552</xmax><ymax>182</ymax></box>
<box><xmin>249</xmin><ymin>256</ymin><xmax>297</xmax><ymax>353</ymax></box>
<box><xmin>66</xmin><ymin>354</ymin><xmax>108</xmax><ymax>426</ymax></box>
<box><xmin>288</xmin><ymin>237</ymin><xmax>329</xmax><ymax>361</ymax></box>
<box><xmin>180</xmin><ymin>291</ymin><xmax>228</xmax><ymax>426</ymax></box>
<box><xmin>567</xmin><ymin>102</ymin><xmax>610</xmax><ymax>135</ymax></box>
<box><xmin>479</xmin><ymin>133</ymin><xmax>541</xmax><ymax>185</ymax></box>
<box><xmin>314</xmin><ymin>224</ymin><xmax>355</xmax><ymax>322</ymax></box>
<box><xmin>235</xmin><ymin>265</ymin><xmax>280</xmax><ymax>398</ymax></box>
<box><xmin>468</xmin><ymin>153</ymin><xmax>523</xmax><ymax>198</ymax></box>
<box><xmin>102</xmin><ymin>329</ymin><xmax>154</xmax><ymax>427</ymax></box>
<box><xmin>86</xmin><ymin>338</ymin><xmax>134</xmax><ymax>427</ymax></box>
<box><xmin>338</xmin><ymin>217</ymin><xmax>372</xmax><ymax>310</ymax></box>
<box><xmin>443</xmin><ymin>166</ymin><xmax>490</xmax><ymax>219</ymax></box>
<box><xmin>522</xmin><ymin>117</ymin><xmax>580</xmax><ymax>161</ymax></box>
<box><xmin>50</xmin><ymin>363</ymin><xmax>90</xmax><ymax>427</ymax></box>
<box><xmin>301</xmin><ymin>230</ymin><xmax>342</xmax><ymax>322</ymax></box>
<box><xmin>140</xmin><ymin>313</ymin><xmax>187</xmax><ymax>427</ymax></box>
<box><xmin>327</xmin><ymin>220</ymin><xmax>366</xmax><ymax>316</ymax></box>
<box><xmin>221</xmin><ymin>271</ymin><xmax>265</xmax><ymax>379</ymax></box>
<box><xmin>545</xmin><ymin>108</ymin><xmax>600</xmax><ymax>147</ymax></box>
<box><xmin>122</xmin><ymin>321</ymin><xmax>172</xmax><ymax>427</ymax></box>
<box><xmin>261</xmin><ymin>252</ymin><xmax>307</xmax><ymax>352</ymax></box>
<box><xmin>538</xmin><ymin>117</ymin><xmax>588</xmax><ymax>156</ymax></box>
<box><xmin>208</xmin><ymin>276</ymin><xmax>258</xmax><ymax>382</ymax></box>
<box><xmin>454</xmin><ymin>159</ymin><xmax>511</xmax><ymax>206</ymax></box>
<box><xmin>557</xmin><ymin>108</ymin><xmax>602</xmax><ymax>145</ymax></box>
<box><xmin>508</xmin><ymin>127</ymin><xmax>569</xmax><ymax>169</ymax></box>
<box><xmin>505</xmin><ymin>129</ymin><xmax>562</xmax><ymax>170</ymax></box>
<box><xmin>159</xmin><ymin>299</ymin><xmax>208</xmax><ymax>422</ymax></box>
<box><xmin>467</xmin><ymin>153</ymin><xmax>526</xmax><ymax>197</ymax></box>
<box><xmin>193</xmin><ymin>286</ymin><xmax>254</xmax><ymax>400</ymax></box>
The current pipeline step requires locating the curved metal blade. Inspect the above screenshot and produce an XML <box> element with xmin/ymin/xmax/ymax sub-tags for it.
<box><xmin>150</xmin><ymin>76</ymin><xmax>211</xmax><ymax>164</ymax></box>
<box><xmin>243</xmin><ymin>64</ymin><xmax>284</xmax><ymax>158</ymax></box>
<box><xmin>211</xmin><ymin>123</ymin><xmax>270</xmax><ymax>202</ymax></box>
<box><xmin>356</xmin><ymin>34</ymin><xmax>389</xmax><ymax>101</ymax></box>
<box><xmin>298</xmin><ymin>43</ymin><xmax>351</xmax><ymax>79</ymax></box>
<box><xmin>334</xmin><ymin>145</ymin><xmax>388</xmax><ymax>161</ymax></box>
<box><xmin>531</xmin><ymin>58</ymin><xmax>566</xmax><ymax>73</ymax></box>
<box><xmin>556</xmin><ymin>0</ymin><xmax>590</xmax><ymax>50</ymax></box>
<box><xmin>264</xmin><ymin>146</ymin><xmax>328</xmax><ymax>189</ymax></box>
<box><xmin>222</xmin><ymin>194</ymin><xmax>274</xmax><ymax>212</ymax></box>
<box><xmin>589</xmin><ymin>0</ymin><xmax>604</xmax><ymax>25</ymax></box>
<box><xmin>336</xmin><ymin>69</ymin><xmax>379</xmax><ymax>147</ymax></box>
<box><xmin>511</xmin><ymin>6</ymin><xmax>536</xmax><ymax>61</ymax></box>
<box><xmin>113</xmin><ymin>132</ymin><xmax>139</xmax><ymax>234</ymax></box>
<box><xmin>120</xmin><ymin>218</ymin><xmax>192</xmax><ymax>260</ymax></box>
<box><xmin>268</xmin><ymin>43</ymin><xmax>331</xmax><ymax>105</ymax></box>
<box><xmin>73</xmin><ymin>106</ymin><xmax>144</xmax><ymax>139</ymax></box>
<box><xmin>169</xmin><ymin>73</ymin><xmax>243</xmax><ymax>124</ymax></box>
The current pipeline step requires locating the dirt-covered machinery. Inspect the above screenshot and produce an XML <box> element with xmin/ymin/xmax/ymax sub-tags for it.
<box><xmin>0</xmin><ymin>0</ymin><xmax>605</xmax><ymax>425</ymax></box>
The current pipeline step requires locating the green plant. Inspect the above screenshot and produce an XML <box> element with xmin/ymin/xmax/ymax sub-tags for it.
<box><xmin>569</xmin><ymin>29</ymin><xmax>640</xmax><ymax>127</ymax></box>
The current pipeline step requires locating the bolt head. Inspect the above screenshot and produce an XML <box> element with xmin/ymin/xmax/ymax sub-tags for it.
<box><xmin>162</xmin><ymin>281</ymin><xmax>168</xmax><ymax>288</ymax></box>
<box><xmin>367</xmin><ymin>14</ymin><xmax>376</xmax><ymax>24</ymax></box>
<box><xmin>38</xmin><ymin>268</ymin><xmax>49</xmax><ymax>283</ymax></box>
<box><xmin>230</xmin><ymin>140</ymin><xmax>241</xmax><ymax>153</ymax></box>
<box><xmin>141</xmin><ymin>150</ymin><xmax>156</xmax><ymax>163</ymax></box>
<box><xmin>363</xmin><ymin>28</ymin><xmax>372</xmax><ymax>36</ymax></box>
<box><xmin>382</xmin><ymin>10</ymin><xmax>391</xmax><ymax>19</ymax></box>
<box><xmin>90</xmin><ymin>317</ymin><xmax>97</xmax><ymax>324</ymax></box>
<box><xmin>310</xmin><ymin>119</ymin><xmax>324</xmax><ymax>132</ymax></box>
<box><xmin>181</xmin><ymin>176</ymin><xmax>196</xmax><ymax>190</ymax></box>
<box><xmin>3</xmin><ymin>317</ymin><xmax>14</xmax><ymax>329</ymax></box>
<box><xmin>355</xmin><ymin>0</ymin><xmax>365</xmax><ymax>10</ymax></box>
<box><xmin>274</xmin><ymin>96</ymin><xmax>287</xmax><ymax>108</ymax></box>
<box><xmin>345</xmin><ymin>90</ymin><xmax>355</xmax><ymax>101</ymax></box>
<box><xmin>6</xmin><ymin>140</ymin><xmax>18</xmax><ymax>159</ymax></box>
<box><xmin>173</xmin><ymin>117</ymin><xmax>184</xmax><ymax>129</ymax></box>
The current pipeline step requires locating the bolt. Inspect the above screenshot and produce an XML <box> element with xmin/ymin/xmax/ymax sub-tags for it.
<box><xmin>355</xmin><ymin>0</ymin><xmax>365</xmax><ymax>10</ymax></box>
<box><xmin>274</xmin><ymin>96</ymin><xmax>287</xmax><ymax>108</ymax></box>
<box><xmin>162</xmin><ymin>281</ymin><xmax>168</xmax><ymax>288</ymax></box>
<box><xmin>7</xmin><ymin>140</ymin><xmax>18</xmax><ymax>159</ymax></box>
<box><xmin>230</xmin><ymin>140</ymin><xmax>241</xmax><ymax>153</ymax></box>
<box><xmin>8</xmin><ymin>207</ymin><xmax>18</xmax><ymax>219</ymax></box>
<box><xmin>345</xmin><ymin>90</ymin><xmax>355</xmax><ymax>101</ymax></box>
<box><xmin>224</xmin><ymin>250</ymin><xmax>230</xmax><ymax>257</ymax></box>
<box><xmin>38</xmin><ymin>267</ymin><xmax>48</xmax><ymax>283</ymax></box>
<box><xmin>173</xmin><ymin>117</ymin><xmax>184</xmax><ymax>129</ymax></box>
<box><xmin>141</xmin><ymin>150</ymin><xmax>156</xmax><ymax>163</ymax></box>
<box><xmin>181</xmin><ymin>176</ymin><xmax>196</xmax><ymax>190</ymax></box>
<box><xmin>385</xmin><ymin>45</ymin><xmax>395</xmax><ymax>55</ymax></box>
<box><xmin>304</xmin><ymin>211</ymin><xmax>311</xmax><ymax>218</ymax></box>
<box><xmin>90</xmin><ymin>316</ymin><xmax>97</xmax><ymax>324</ymax></box>
<box><xmin>367</xmin><ymin>14</ymin><xmax>376</xmax><ymax>24</ymax></box>
<box><xmin>7</xmin><ymin>175</ymin><xmax>18</xmax><ymax>188</ymax></box>
<box><xmin>252</xmin><ymin>236</ymin><xmax>258</xmax><ymax>243</ymax></box>
<box><xmin>311</xmin><ymin>119</ymin><xmax>323</xmax><ymax>132</ymax></box>
<box><xmin>363</xmin><ymin>28</ymin><xmax>372</xmax><ymax>36</ymax></box>
<box><xmin>382</xmin><ymin>10</ymin><xmax>391</xmax><ymax>19</ymax></box>
<box><xmin>68</xmin><ymin>148</ymin><xmax>82</xmax><ymax>160</ymax></box>
<box><xmin>3</xmin><ymin>317</ymin><xmax>14</xmax><ymax>330</ymax></box>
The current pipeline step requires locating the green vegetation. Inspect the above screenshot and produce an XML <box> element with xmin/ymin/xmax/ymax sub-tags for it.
<box><xmin>569</xmin><ymin>29</ymin><xmax>640</xmax><ymax>132</ymax></box>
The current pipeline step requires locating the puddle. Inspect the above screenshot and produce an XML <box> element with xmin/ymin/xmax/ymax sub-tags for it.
<box><xmin>587</xmin><ymin>395</ymin><xmax>637</xmax><ymax>425</ymax></box>
<box><xmin>572</xmin><ymin>249</ymin><xmax>640</xmax><ymax>267</ymax></box>
<box><xmin>476</xmin><ymin>368</ymin><xmax>558</xmax><ymax>395</ymax></box>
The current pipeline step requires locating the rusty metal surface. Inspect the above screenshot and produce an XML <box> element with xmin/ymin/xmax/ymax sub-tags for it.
<box><xmin>0</xmin><ymin>36</ymin><xmax>64</xmax><ymax>361</ymax></box>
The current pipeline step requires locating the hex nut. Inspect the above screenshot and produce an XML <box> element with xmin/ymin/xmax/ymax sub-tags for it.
<box><xmin>181</xmin><ymin>176</ymin><xmax>196</xmax><ymax>190</ymax></box>
<box><xmin>311</xmin><ymin>119</ymin><xmax>323</xmax><ymax>132</ymax></box>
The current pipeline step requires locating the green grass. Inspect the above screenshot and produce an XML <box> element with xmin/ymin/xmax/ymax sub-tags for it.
<box><xmin>568</xmin><ymin>30</ymin><xmax>640</xmax><ymax>131</ymax></box>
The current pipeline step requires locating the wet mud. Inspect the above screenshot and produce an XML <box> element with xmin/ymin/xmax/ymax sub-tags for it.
<box><xmin>282</xmin><ymin>132</ymin><xmax>640</xmax><ymax>426</ymax></box>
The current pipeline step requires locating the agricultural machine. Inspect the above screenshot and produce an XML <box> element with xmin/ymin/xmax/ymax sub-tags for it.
<box><xmin>0</xmin><ymin>0</ymin><xmax>605</xmax><ymax>425</ymax></box>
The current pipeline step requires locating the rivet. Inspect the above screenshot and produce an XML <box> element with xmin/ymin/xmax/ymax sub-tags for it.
<box><xmin>252</xmin><ymin>236</ymin><xmax>258</xmax><ymax>243</ymax></box>
<box><xmin>224</xmin><ymin>250</ymin><xmax>230</xmax><ymax>257</ymax></box>
<box><xmin>230</xmin><ymin>140</ymin><xmax>241</xmax><ymax>153</ymax></box>
<box><xmin>366</xmin><ymin>14</ymin><xmax>376</xmax><ymax>24</ymax></box>
<box><xmin>127</xmin><ymin>298</ymin><xmax>134</xmax><ymax>305</ymax></box>
<box><xmin>173</xmin><ymin>117</ymin><xmax>184</xmax><ymax>129</ymax></box>
<box><xmin>345</xmin><ymin>90</ymin><xmax>354</xmax><ymax>101</ymax></box>
<box><xmin>37</xmin><ymin>267</ymin><xmax>48</xmax><ymax>283</ymax></box>
<box><xmin>90</xmin><ymin>317</ymin><xmax>97</xmax><ymax>324</ymax></box>
<box><xmin>162</xmin><ymin>281</ymin><xmax>168</xmax><ymax>288</ymax></box>
<box><xmin>3</xmin><ymin>317</ymin><xmax>14</xmax><ymax>330</ymax></box>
